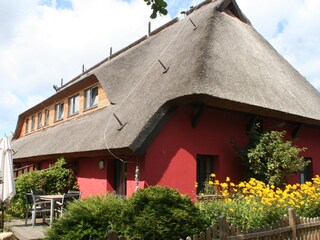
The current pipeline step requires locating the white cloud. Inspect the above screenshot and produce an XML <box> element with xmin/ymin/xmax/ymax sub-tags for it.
<box><xmin>237</xmin><ymin>0</ymin><xmax>302</xmax><ymax>39</ymax></box>
<box><xmin>0</xmin><ymin>0</ymin><xmax>319</xmax><ymax>137</ymax></box>
<box><xmin>269</xmin><ymin>0</ymin><xmax>320</xmax><ymax>84</ymax></box>
<box><xmin>237</xmin><ymin>0</ymin><xmax>320</xmax><ymax>90</ymax></box>
<box><xmin>0</xmin><ymin>0</ymin><xmax>37</xmax><ymax>45</ymax></box>
<box><xmin>0</xmin><ymin>0</ymin><xmax>171</xmax><ymax>136</ymax></box>
<box><xmin>0</xmin><ymin>91</ymin><xmax>27</xmax><ymax>136</ymax></box>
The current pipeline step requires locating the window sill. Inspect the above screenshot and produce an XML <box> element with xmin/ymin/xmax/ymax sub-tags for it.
<box><xmin>68</xmin><ymin>112</ymin><xmax>79</xmax><ymax>118</ymax></box>
<box><xmin>83</xmin><ymin>105</ymin><xmax>98</xmax><ymax>112</ymax></box>
<box><xmin>54</xmin><ymin>118</ymin><xmax>64</xmax><ymax>123</ymax></box>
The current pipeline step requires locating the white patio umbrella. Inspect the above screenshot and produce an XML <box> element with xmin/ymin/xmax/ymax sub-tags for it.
<box><xmin>0</xmin><ymin>137</ymin><xmax>16</xmax><ymax>230</ymax></box>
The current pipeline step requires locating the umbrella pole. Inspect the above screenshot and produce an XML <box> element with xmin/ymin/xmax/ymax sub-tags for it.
<box><xmin>1</xmin><ymin>208</ymin><xmax>3</xmax><ymax>231</ymax></box>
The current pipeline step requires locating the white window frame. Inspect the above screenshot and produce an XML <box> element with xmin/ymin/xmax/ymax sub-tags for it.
<box><xmin>25</xmin><ymin>118</ymin><xmax>29</xmax><ymax>134</ymax></box>
<box><xmin>31</xmin><ymin>115</ymin><xmax>36</xmax><ymax>131</ymax></box>
<box><xmin>55</xmin><ymin>102</ymin><xmax>64</xmax><ymax>121</ymax></box>
<box><xmin>37</xmin><ymin>112</ymin><xmax>42</xmax><ymax>129</ymax></box>
<box><xmin>84</xmin><ymin>85</ymin><xmax>98</xmax><ymax>110</ymax></box>
<box><xmin>45</xmin><ymin>109</ymin><xmax>50</xmax><ymax>126</ymax></box>
<box><xmin>68</xmin><ymin>94</ymin><xmax>80</xmax><ymax>116</ymax></box>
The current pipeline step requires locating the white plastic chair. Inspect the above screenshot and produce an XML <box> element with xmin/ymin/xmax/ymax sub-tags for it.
<box><xmin>55</xmin><ymin>193</ymin><xmax>80</xmax><ymax>217</ymax></box>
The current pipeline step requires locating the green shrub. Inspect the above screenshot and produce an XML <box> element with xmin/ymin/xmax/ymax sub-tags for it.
<box><xmin>45</xmin><ymin>194</ymin><xmax>125</xmax><ymax>240</ymax></box>
<box><xmin>7</xmin><ymin>157</ymin><xmax>78</xmax><ymax>218</ymax></box>
<box><xmin>236</xmin><ymin>127</ymin><xmax>308</xmax><ymax>187</ymax></box>
<box><xmin>120</xmin><ymin>186</ymin><xmax>207</xmax><ymax>240</ymax></box>
<box><xmin>46</xmin><ymin>186</ymin><xmax>206</xmax><ymax>240</ymax></box>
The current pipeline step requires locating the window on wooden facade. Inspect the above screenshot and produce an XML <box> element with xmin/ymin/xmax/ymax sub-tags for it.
<box><xmin>55</xmin><ymin>102</ymin><xmax>64</xmax><ymax>121</ymax></box>
<box><xmin>25</xmin><ymin>118</ymin><xmax>29</xmax><ymax>134</ymax></box>
<box><xmin>300</xmin><ymin>158</ymin><xmax>312</xmax><ymax>184</ymax></box>
<box><xmin>84</xmin><ymin>85</ymin><xmax>98</xmax><ymax>110</ymax></box>
<box><xmin>31</xmin><ymin>115</ymin><xmax>36</xmax><ymax>131</ymax></box>
<box><xmin>68</xmin><ymin>94</ymin><xmax>79</xmax><ymax>116</ymax></box>
<box><xmin>45</xmin><ymin>109</ymin><xmax>50</xmax><ymax>126</ymax></box>
<box><xmin>114</xmin><ymin>159</ymin><xmax>127</xmax><ymax>197</ymax></box>
<box><xmin>196</xmin><ymin>155</ymin><xmax>216</xmax><ymax>195</ymax></box>
<box><xmin>37</xmin><ymin>112</ymin><xmax>42</xmax><ymax>129</ymax></box>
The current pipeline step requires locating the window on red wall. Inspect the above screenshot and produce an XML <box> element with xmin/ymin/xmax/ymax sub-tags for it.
<box><xmin>300</xmin><ymin>158</ymin><xmax>312</xmax><ymax>184</ymax></box>
<box><xmin>196</xmin><ymin>155</ymin><xmax>216</xmax><ymax>195</ymax></box>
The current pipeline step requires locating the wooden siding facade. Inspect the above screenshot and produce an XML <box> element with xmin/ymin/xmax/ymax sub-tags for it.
<box><xmin>19</xmin><ymin>83</ymin><xmax>110</xmax><ymax>138</ymax></box>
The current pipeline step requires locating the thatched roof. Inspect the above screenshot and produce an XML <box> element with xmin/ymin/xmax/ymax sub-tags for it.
<box><xmin>12</xmin><ymin>0</ymin><xmax>320</xmax><ymax>160</ymax></box>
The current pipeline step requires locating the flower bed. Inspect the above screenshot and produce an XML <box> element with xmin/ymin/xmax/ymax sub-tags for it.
<box><xmin>198</xmin><ymin>174</ymin><xmax>320</xmax><ymax>229</ymax></box>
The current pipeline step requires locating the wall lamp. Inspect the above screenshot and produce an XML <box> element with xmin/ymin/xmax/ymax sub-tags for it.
<box><xmin>99</xmin><ymin>160</ymin><xmax>105</xmax><ymax>170</ymax></box>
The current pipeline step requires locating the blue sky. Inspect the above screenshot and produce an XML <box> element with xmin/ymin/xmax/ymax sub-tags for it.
<box><xmin>40</xmin><ymin>0</ymin><xmax>73</xmax><ymax>9</ymax></box>
<box><xmin>0</xmin><ymin>0</ymin><xmax>319</xmax><ymax>137</ymax></box>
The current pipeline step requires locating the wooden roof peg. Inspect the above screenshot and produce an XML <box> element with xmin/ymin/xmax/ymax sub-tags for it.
<box><xmin>189</xmin><ymin>18</ymin><xmax>198</xmax><ymax>30</ymax></box>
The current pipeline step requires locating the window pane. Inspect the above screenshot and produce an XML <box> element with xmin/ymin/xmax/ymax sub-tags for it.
<box><xmin>300</xmin><ymin>158</ymin><xmax>312</xmax><ymax>184</ymax></box>
<box><xmin>85</xmin><ymin>89</ymin><xmax>90</xmax><ymax>109</ymax></box>
<box><xmin>55</xmin><ymin>103</ymin><xmax>64</xmax><ymax>121</ymax></box>
<box><xmin>59</xmin><ymin>103</ymin><xmax>64</xmax><ymax>119</ymax></box>
<box><xmin>31</xmin><ymin>115</ymin><xmax>35</xmax><ymax>131</ymax></box>
<box><xmin>45</xmin><ymin>109</ymin><xmax>50</xmax><ymax>125</ymax></box>
<box><xmin>90</xmin><ymin>86</ymin><xmax>98</xmax><ymax>107</ymax></box>
<box><xmin>68</xmin><ymin>94</ymin><xmax>79</xmax><ymax>116</ymax></box>
<box><xmin>25</xmin><ymin>119</ymin><xmax>29</xmax><ymax>133</ymax></box>
<box><xmin>196</xmin><ymin>155</ymin><xmax>215</xmax><ymax>194</ymax></box>
<box><xmin>68</xmin><ymin>98</ymin><xmax>73</xmax><ymax>116</ymax></box>
<box><xmin>37</xmin><ymin>112</ymin><xmax>42</xmax><ymax>128</ymax></box>
<box><xmin>74</xmin><ymin>94</ymin><xmax>79</xmax><ymax>113</ymax></box>
<box><xmin>84</xmin><ymin>86</ymin><xmax>98</xmax><ymax>110</ymax></box>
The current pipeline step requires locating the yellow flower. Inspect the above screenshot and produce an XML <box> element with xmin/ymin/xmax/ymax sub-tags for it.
<box><xmin>226</xmin><ymin>177</ymin><xmax>230</xmax><ymax>182</ymax></box>
<box><xmin>222</xmin><ymin>190</ymin><xmax>229</xmax><ymax>197</ymax></box>
<box><xmin>208</xmin><ymin>181</ymin><xmax>214</xmax><ymax>185</ymax></box>
<box><xmin>221</xmin><ymin>183</ymin><xmax>228</xmax><ymax>188</ymax></box>
<box><xmin>195</xmin><ymin>182</ymin><xmax>198</xmax><ymax>188</ymax></box>
<box><xmin>210</xmin><ymin>173</ymin><xmax>216</xmax><ymax>178</ymax></box>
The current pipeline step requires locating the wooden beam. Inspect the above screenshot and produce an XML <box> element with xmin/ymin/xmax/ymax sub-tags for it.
<box><xmin>192</xmin><ymin>104</ymin><xmax>204</xmax><ymax>129</ymax></box>
<box><xmin>292</xmin><ymin>124</ymin><xmax>303</xmax><ymax>139</ymax></box>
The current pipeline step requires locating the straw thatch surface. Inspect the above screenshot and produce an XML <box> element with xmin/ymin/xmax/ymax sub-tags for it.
<box><xmin>12</xmin><ymin>0</ymin><xmax>320</xmax><ymax>159</ymax></box>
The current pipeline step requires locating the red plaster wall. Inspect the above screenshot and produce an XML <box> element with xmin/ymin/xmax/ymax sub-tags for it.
<box><xmin>144</xmin><ymin>106</ymin><xmax>249</xmax><ymax>197</ymax></box>
<box><xmin>59</xmin><ymin>106</ymin><xmax>320</xmax><ymax>199</ymax></box>
<box><xmin>144</xmin><ymin>105</ymin><xmax>320</xmax><ymax>198</ymax></box>
<box><xmin>77</xmin><ymin>158</ymin><xmax>108</xmax><ymax>198</ymax></box>
<box><xmin>260</xmin><ymin>119</ymin><xmax>320</xmax><ymax>183</ymax></box>
<box><xmin>76</xmin><ymin>156</ymin><xmax>143</xmax><ymax>198</ymax></box>
<box><xmin>288</xmin><ymin>126</ymin><xmax>320</xmax><ymax>183</ymax></box>
<box><xmin>40</xmin><ymin>160</ymin><xmax>55</xmax><ymax>169</ymax></box>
